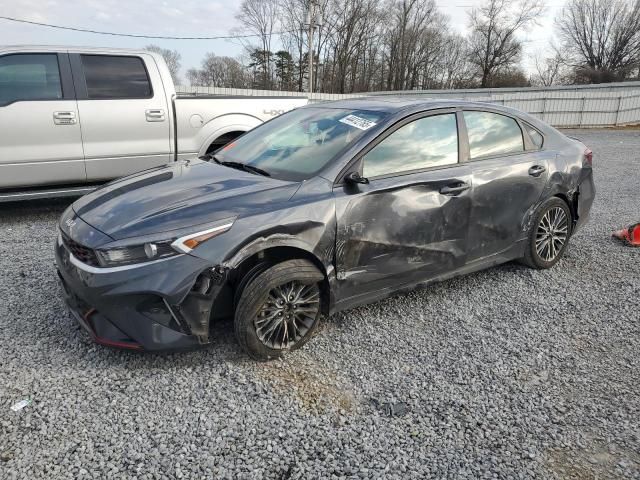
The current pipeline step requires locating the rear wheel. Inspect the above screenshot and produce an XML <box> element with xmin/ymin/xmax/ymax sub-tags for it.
<box><xmin>522</xmin><ymin>197</ymin><xmax>572</xmax><ymax>269</ymax></box>
<box><xmin>234</xmin><ymin>259</ymin><xmax>324</xmax><ymax>360</ymax></box>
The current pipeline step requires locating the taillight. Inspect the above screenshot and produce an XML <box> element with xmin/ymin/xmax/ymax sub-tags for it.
<box><xmin>583</xmin><ymin>148</ymin><xmax>593</xmax><ymax>167</ymax></box>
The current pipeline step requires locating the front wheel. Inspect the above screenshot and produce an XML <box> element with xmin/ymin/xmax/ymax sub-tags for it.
<box><xmin>521</xmin><ymin>197</ymin><xmax>572</xmax><ymax>269</ymax></box>
<box><xmin>234</xmin><ymin>259</ymin><xmax>324</xmax><ymax>360</ymax></box>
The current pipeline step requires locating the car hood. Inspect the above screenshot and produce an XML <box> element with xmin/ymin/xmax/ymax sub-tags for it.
<box><xmin>72</xmin><ymin>159</ymin><xmax>299</xmax><ymax>241</ymax></box>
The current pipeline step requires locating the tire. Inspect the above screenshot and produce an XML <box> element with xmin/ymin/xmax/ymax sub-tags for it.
<box><xmin>521</xmin><ymin>197</ymin><xmax>573</xmax><ymax>269</ymax></box>
<box><xmin>234</xmin><ymin>259</ymin><xmax>325</xmax><ymax>361</ymax></box>
<box><xmin>233</xmin><ymin>261</ymin><xmax>270</xmax><ymax>307</ymax></box>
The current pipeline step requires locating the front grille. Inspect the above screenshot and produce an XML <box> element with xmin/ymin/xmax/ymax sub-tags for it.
<box><xmin>62</xmin><ymin>232</ymin><xmax>101</xmax><ymax>267</ymax></box>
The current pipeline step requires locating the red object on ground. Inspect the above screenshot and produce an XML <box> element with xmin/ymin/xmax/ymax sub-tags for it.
<box><xmin>612</xmin><ymin>223</ymin><xmax>640</xmax><ymax>247</ymax></box>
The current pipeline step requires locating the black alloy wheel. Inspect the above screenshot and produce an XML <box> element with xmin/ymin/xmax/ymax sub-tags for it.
<box><xmin>234</xmin><ymin>259</ymin><xmax>324</xmax><ymax>360</ymax></box>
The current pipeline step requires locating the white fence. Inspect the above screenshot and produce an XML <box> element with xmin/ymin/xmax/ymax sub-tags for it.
<box><xmin>176</xmin><ymin>82</ymin><xmax>640</xmax><ymax>128</ymax></box>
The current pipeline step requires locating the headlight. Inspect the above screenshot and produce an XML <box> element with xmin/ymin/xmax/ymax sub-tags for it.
<box><xmin>171</xmin><ymin>222</ymin><xmax>234</xmax><ymax>254</ymax></box>
<box><xmin>95</xmin><ymin>241</ymin><xmax>177</xmax><ymax>267</ymax></box>
<box><xmin>94</xmin><ymin>221</ymin><xmax>234</xmax><ymax>267</ymax></box>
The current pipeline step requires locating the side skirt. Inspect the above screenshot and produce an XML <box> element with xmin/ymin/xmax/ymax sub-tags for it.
<box><xmin>331</xmin><ymin>240</ymin><xmax>525</xmax><ymax>314</ymax></box>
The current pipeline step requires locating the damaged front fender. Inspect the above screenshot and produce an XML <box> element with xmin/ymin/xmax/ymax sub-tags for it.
<box><xmin>168</xmin><ymin>177</ymin><xmax>338</xmax><ymax>341</ymax></box>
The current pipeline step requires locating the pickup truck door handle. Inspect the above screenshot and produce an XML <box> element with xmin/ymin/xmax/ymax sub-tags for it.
<box><xmin>145</xmin><ymin>109</ymin><xmax>166</xmax><ymax>122</ymax></box>
<box><xmin>53</xmin><ymin>111</ymin><xmax>77</xmax><ymax>125</ymax></box>
<box><xmin>528</xmin><ymin>165</ymin><xmax>546</xmax><ymax>177</ymax></box>
<box><xmin>439</xmin><ymin>182</ymin><xmax>470</xmax><ymax>196</ymax></box>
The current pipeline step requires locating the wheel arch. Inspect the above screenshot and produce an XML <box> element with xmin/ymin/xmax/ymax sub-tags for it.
<box><xmin>554</xmin><ymin>191</ymin><xmax>572</xmax><ymax>211</ymax></box>
<box><xmin>204</xmin><ymin>130</ymin><xmax>246</xmax><ymax>155</ymax></box>
<box><xmin>196</xmin><ymin>113</ymin><xmax>263</xmax><ymax>157</ymax></box>
<box><xmin>552</xmin><ymin>191</ymin><xmax>578</xmax><ymax>227</ymax></box>
<box><xmin>521</xmin><ymin>180</ymin><xmax>575</xmax><ymax>240</ymax></box>
<box><xmin>228</xmin><ymin>245</ymin><xmax>331</xmax><ymax>315</ymax></box>
<box><xmin>211</xmin><ymin>235</ymin><xmax>334</xmax><ymax>322</ymax></box>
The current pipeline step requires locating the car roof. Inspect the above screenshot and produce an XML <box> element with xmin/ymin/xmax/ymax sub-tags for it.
<box><xmin>307</xmin><ymin>96</ymin><xmax>522</xmax><ymax>116</ymax></box>
<box><xmin>0</xmin><ymin>45</ymin><xmax>160</xmax><ymax>58</ymax></box>
<box><xmin>306</xmin><ymin>96</ymin><xmax>552</xmax><ymax>133</ymax></box>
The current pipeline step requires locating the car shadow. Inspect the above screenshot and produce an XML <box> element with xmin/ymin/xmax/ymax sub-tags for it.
<box><xmin>0</xmin><ymin>197</ymin><xmax>74</xmax><ymax>221</ymax></box>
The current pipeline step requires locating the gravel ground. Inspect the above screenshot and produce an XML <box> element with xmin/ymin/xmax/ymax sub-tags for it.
<box><xmin>1</xmin><ymin>129</ymin><xmax>639</xmax><ymax>479</ymax></box>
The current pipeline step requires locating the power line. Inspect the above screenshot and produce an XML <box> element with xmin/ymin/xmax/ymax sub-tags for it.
<box><xmin>0</xmin><ymin>15</ymin><xmax>295</xmax><ymax>40</ymax></box>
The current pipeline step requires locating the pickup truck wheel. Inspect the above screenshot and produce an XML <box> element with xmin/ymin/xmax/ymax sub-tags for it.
<box><xmin>234</xmin><ymin>259</ymin><xmax>324</xmax><ymax>361</ymax></box>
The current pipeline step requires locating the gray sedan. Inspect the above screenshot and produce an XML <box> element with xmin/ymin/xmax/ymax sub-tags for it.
<box><xmin>55</xmin><ymin>98</ymin><xmax>595</xmax><ymax>359</ymax></box>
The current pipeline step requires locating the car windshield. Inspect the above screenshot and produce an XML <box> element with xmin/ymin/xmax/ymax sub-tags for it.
<box><xmin>213</xmin><ymin>107</ymin><xmax>388</xmax><ymax>181</ymax></box>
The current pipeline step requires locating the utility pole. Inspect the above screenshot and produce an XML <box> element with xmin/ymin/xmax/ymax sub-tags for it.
<box><xmin>304</xmin><ymin>0</ymin><xmax>321</xmax><ymax>94</ymax></box>
<box><xmin>306</xmin><ymin>1</ymin><xmax>315</xmax><ymax>94</ymax></box>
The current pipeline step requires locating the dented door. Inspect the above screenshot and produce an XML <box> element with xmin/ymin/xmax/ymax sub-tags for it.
<box><xmin>334</xmin><ymin>165</ymin><xmax>472</xmax><ymax>300</ymax></box>
<box><xmin>465</xmin><ymin>152</ymin><xmax>551</xmax><ymax>262</ymax></box>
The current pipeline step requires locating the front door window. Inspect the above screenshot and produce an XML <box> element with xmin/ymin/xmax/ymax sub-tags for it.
<box><xmin>363</xmin><ymin>113</ymin><xmax>459</xmax><ymax>178</ymax></box>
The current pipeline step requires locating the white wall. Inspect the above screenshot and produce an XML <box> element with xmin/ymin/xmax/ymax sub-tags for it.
<box><xmin>176</xmin><ymin>82</ymin><xmax>640</xmax><ymax>128</ymax></box>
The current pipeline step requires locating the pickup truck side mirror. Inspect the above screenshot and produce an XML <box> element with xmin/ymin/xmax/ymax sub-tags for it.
<box><xmin>345</xmin><ymin>171</ymin><xmax>369</xmax><ymax>185</ymax></box>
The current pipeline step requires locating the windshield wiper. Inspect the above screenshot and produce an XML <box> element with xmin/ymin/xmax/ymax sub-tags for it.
<box><xmin>212</xmin><ymin>156</ymin><xmax>271</xmax><ymax>177</ymax></box>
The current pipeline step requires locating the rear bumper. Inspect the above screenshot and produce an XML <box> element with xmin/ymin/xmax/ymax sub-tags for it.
<box><xmin>54</xmin><ymin>234</ymin><xmax>218</xmax><ymax>351</ymax></box>
<box><xmin>574</xmin><ymin>167</ymin><xmax>595</xmax><ymax>233</ymax></box>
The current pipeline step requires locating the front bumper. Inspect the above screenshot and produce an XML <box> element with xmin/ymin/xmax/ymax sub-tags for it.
<box><xmin>55</xmin><ymin>234</ymin><xmax>219</xmax><ymax>351</ymax></box>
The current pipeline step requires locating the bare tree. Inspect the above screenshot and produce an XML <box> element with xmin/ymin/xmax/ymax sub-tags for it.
<box><xmin>435</xmin><ymin>33</ymin><xmax>475</xmax><ymax>89</ymax></box>
<box><xmin>236</xmin><ymin>0</ymin><xmax>279</xmax><ymax>88</ymax></box>
<box><xmin>467</xmin><ymin>0</ymin><xmax>545</xmax><ymax>88</ymax></box>
<box><xmin>320</xmin><ymin>0</ymin><xmax>379</xmax><ymax>93</ymax></box>
<box><xmin>490</xmin><ymin>67</ymin><xmax>530</xmax><ymax>86</ymax></box>
<box><xmin>556</xmin><ymin>0</ymin><xmax>640</xmax><ymax>83</ymax></box>
<box><xmin>279</xmin><ymin>0</ymin><xmax>310</xmax><ymax>91</ymax></box>
<box><xmin>145</xmin><ymin>45</ymin><xmax>182</xmax><ymax>84</ymax></box>
<box><xmin>188</xmin><ymin>54</ymin><xmax>249</xmax><ymax>88</ymax></box>
<box><xmin>382</xmin><ymin>0</ymin><xmax>443</xmax><ymax>90</ymax></box>
<box><xmin>186</xmin><ymin>68</ymin><xmax>200</xmax><ymax>86</ymax></box>
<box><xmin>412</xmin><ymin>20</ymin><xmax>450</xmax><ymax>89</ymax></box>
<box><xmin>205</xmin><ymin>0</ymin><xmax>552</xmax><ymax>93</ymax></box>
<box><xmin>531</xmin><ymin>51</ymin><xmax>567</xmax><ymax>86</ymax></box>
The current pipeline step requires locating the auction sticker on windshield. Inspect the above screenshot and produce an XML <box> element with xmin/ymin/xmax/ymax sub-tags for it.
<box><xmin>339</xmin><ymin>115</ymin><xmax>377</xmax><ymax>131</ymax></box>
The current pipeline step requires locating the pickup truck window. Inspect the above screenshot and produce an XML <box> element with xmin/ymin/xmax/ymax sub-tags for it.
<box><xmin>81</xmin><ymin>55</ymin><xmax>152</xmax><ymax>99</ymax></box>
<box><xmin>0</xmin><ymin>54</ymin><xmax>62</xmax><ymax>106</ymax></box>
<box><xmin>214</xmin><ymin>107</ymin><xmax>387</xmax><ymax>182</ymax></box>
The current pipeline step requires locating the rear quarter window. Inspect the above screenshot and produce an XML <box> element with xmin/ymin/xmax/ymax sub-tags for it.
<box><xmin>523</xmin><ymin>122</ymin><xmax>544</xmax><ymax>149</ymax></box>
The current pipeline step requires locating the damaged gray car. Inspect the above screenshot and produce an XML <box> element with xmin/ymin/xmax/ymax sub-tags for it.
<box><xmin>55</xmin><ymin>98</ymin><xmax>595</xmax><ymax>359</ymax></box>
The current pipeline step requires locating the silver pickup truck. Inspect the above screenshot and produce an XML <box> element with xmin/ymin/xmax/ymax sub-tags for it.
<box><xmin>0</xmin><ymin>45</ymin><xmax>307</xmax><ymax>201</ymax></box>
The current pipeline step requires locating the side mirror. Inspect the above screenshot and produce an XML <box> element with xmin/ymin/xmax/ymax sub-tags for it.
<box><xmin>345</xmin><ymin>171</ymin><xmax>369</xmax><ymax>185</ymax></box>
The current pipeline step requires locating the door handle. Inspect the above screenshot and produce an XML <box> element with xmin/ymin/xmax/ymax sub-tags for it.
<box><xmin>145</xmin><ymin>109</ymin><xmax>166</xmax><ymax>122</ymax></box>
<box><xmin>528</xmin><ymin>165</ymin><xmax>546</xmax><ymax>177</ymax></box>
<box><xmin>440</xmin><ymin>182</ymin><xmax>470</xmax><ymax>195</ymax></box>
<box><xmin>53</xmin><ymin>111</ymin><xmax>77</xmax><ymax>125</ymax></box>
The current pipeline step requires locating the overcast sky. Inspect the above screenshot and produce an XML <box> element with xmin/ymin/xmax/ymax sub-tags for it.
<box><xmin>0</xmin><ymin>0</ymin><xmax>565</xmax><ymax>84</ymax></box>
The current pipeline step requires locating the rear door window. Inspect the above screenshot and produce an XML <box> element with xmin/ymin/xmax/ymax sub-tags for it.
<box><xmin>0</xmin><ymin>54</ymin><xmax>62</xmax><ymax>105</ymax></box>
<box><xmin>464</xmin><ymin>111</ymin><xmax>524</xmax><ymax>159</ymax></box>
<box><xmin>363</xmin><ymin>113</ymin><xmax>459</xmax><ymax>178</ymax></box>
<box><xmin>81</xmin><ymin>55</ymin><xmax>152</xmax><ymax>99</ymax></box>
